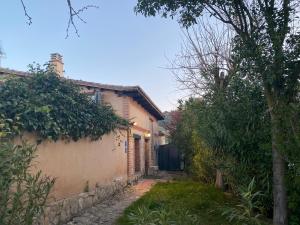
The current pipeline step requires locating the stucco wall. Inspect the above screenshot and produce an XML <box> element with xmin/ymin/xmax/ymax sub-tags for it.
<box><xmin>22</xmin><ymin>130</ymin><xmax>128</xmax><ymax>201</ymax></box>
<box><xmin>129</xmin><ymin>98</ymin><xmax>155</xmax><ymax>130</ymax></box>
<box><xmin>127</xmin><ymin>98</ymin><xmax>161</xmax><ymax>169</ymax></box>
<box><xmin>101</xmin><ymin>91</ymin><xmax>126</xmax><ymax>118</ymax></box>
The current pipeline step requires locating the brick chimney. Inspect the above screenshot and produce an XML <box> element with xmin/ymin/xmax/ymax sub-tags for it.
<box><xmin>49</xmin><ymin>53</ymin><xmax>64</xmax><ymax>77</ymax></box>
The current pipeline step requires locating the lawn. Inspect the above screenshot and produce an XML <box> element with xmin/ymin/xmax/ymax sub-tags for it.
<box><xmin>116</xmin><ymin>180</ymin><xmax>240</xmax><ymax>225</ymax></box>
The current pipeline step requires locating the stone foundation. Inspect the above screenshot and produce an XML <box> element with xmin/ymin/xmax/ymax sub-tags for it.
<box><xmin>127</xmin><ymin>173</ymin><xmax>143</xmax><ymax>185</ymax></box>
<box><xmin>148</xmin><ymin>166</ymin><xmax>159</xmax><ymax>176</ymax></box>
<box><xmin>35</xmin><ymin>179</ymin><xmax>127</xmax><ymax>225</ymax></box>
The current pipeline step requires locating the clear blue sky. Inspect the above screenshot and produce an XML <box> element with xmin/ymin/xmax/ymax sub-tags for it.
<box><xmin>0</xmin><ymin>0</ymin><xmax>185</xmax><ymax>111</ymax></box>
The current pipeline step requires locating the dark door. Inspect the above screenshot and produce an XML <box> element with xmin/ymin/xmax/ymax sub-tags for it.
<box><xmin>158</xmin><ymin>144</ymin><xmax>182</xmax><ymax>171</ymax></box>
<box><xmin>144</xmin><ymin>139</ymin><xmax>150</xmax><ymax>175</ymax></box>
<box><xmin>134</xmin><ymin>138</ymin><xmax>141</xmax><ymax>172</ymax></box>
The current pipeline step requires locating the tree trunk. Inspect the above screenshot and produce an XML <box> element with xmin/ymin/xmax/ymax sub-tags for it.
<box><xmin>215</xmin><ymin>169</ymin><xmax>224</xmax><ymax>190</ymax></box>
<box><xmin>265</xmin><ymin>89</ymin><xmax>288</xmax><ymax>225</ymax></box>
<box><xmin>271</xmin><ymin>114</ymin><xmax>288</xmax><ymax>225</ymax></box>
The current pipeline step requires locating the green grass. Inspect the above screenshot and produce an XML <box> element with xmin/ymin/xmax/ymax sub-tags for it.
<box><xmin>116</xmin><ymin>181</ymin><xmax>238</xmax><ymax>225</ymax></box>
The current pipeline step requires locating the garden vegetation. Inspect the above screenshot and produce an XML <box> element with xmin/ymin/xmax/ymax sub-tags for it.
<box><xmin>117</xmin><ymin>181</ymin><xmax>271</xmax><ymax>225</ymax></box>
<box><xmin>0</xmin><ymin>66</ymin><xmax>127</xmax><ymax>225</ymax></box>
<box><xmin>136</xmin><ymin>1</ymin><xmax>300</xmax><ymax>224</ymax></box>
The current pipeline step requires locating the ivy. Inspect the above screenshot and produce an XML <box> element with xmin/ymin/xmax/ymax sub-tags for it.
<box><xmin>0</xmin><ymin>69</ymin><xmax>128</xmax><ymax>141</ymax></box>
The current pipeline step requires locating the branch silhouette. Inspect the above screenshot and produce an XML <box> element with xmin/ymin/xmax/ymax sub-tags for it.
<box><xmin>19</xmin><ymin>0</ymin><xmax>99</xmax><ymax>38</ymax></box>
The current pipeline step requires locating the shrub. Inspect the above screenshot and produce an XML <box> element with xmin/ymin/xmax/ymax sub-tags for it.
<box><xmin>222</xmin><ymin>178</ymin><xmax>268</xmax><ymax>225</ymax></box>
<box><xmin>0</xmin><ymin>67</ymin><xmax>127</xmax><ymax>142</ymax></box>
<box><xmin>0</xmin><ymin>141</ymin><xmax>55</xmax><ymax>225</ymax></box>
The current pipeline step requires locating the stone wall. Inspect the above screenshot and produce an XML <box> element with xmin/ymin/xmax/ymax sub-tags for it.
<box><xmin>36</xmin><ymin>179</ymin><xmax>127</xmax><ymax>225</ymax></box>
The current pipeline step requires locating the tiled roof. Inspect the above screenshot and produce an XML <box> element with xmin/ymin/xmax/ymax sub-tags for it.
<box><xmin>0</xmin><ymin>67</ymin><xmax>164</xmax><ymax>120</ymax></box>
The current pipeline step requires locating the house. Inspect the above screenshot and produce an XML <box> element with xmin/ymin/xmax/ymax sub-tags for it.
<box><xmin>0</xmin><ymin>53</ymin><xmax>164</xmax><ymax>202</ymax></box>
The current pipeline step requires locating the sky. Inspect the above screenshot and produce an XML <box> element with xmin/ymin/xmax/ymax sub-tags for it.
<box><xmin>0</xmin><ymin>0</ymin><xmax>187</xmax><ymax>111</ymax></box>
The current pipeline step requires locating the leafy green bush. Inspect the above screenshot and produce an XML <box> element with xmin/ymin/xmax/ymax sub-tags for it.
<box><xmin>0</xmin><ymin>141</ymin><xmax>55</xmax><ymax>225</ymax></box>
<box><xmin>190</xmin><ymin>132</ymin><xmax>215</xmax><ymax>184</ymax></box>
<box><xmin>222</xmin><ymin>178</ymin><xmax>268</xmax><ymax>225</ymax></box>
<box><xmin>171</xmin><ymin>74</ymin><xmax>273</xmax><ymax>214</ymax></box>
<box><xmin>0</xmin><ymin>68</ymin><xmax>127</xmax><ymax>142</ymax></box>
<box><xmin>287</xmin><ymin>164</ymin><xmax>300</xmax><ymax>225</ymax></box>
<box><xmin>0</xmin><ymin>65</ymin><xmax>129</xmax><ymax>225</ymax></box>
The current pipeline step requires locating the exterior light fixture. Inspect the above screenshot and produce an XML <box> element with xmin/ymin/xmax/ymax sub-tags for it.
<box><xmin>145</xmin><ymin>132</ymin><xmax>151</xmax><ymax>138</ymax></box>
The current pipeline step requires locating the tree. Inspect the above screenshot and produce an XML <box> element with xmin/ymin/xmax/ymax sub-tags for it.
<box><xmin>19</xmin><ymin>0</ymin><xmax>98</xmax><ymax>38</ymax></box>
<box><xmin>170</xmin><ymin>19</ymin><xmax>234</xmax><ymax>189</ymax></box>
<box><xmin>135</xmin><ymin>1</ymin><xmax>300</xmax><ymax>224</ymax></box>
<box><xmin>0</xmin><ymin>44</ymin><xmax>5</xmax><ymax>67</ymax></box>
<box><xmin>160</xmin><ymin>110</ymin><xmax>182</xmax><ymax>138</ymax></box>
<box><xmin>171</xmin><ymin>18</ymin><xmax>234</xmax><ymax>96</ymax></box>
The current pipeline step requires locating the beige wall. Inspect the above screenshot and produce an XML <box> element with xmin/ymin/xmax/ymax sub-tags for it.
<box><xmin>21</xmin><ymin>130</ymin><xmax>128</xmax><ymax>201</ymax></box>
<box><xmin>102</xmin><ymin>91</ymin><xmax>128</xmax><ymax>119</ymax></box>
<box><xmin>19</xmin><ymin>89</ymin><xmax>162</xmax><ymax>200</ymax></box>
<box><xmin>129</xmin><ymin>98</ymin><xmax>155</xmax><ymax>130</ymax></box>
<box><xmin>127</xmin><ymin>98</ymin><xmax>161</xmax><ymax>170</ymax></box>
<box><xmin>101</xmin><ymin>90</ymin><xmax>161</xmax><ymax>171</ymax></box>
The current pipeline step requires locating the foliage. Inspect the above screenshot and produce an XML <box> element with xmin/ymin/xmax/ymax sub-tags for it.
<box><xmin>0</xmin><ymin>66</ymin><xmax>127</xmax><ymax>142</ymax></box>
<box><xmin>127</xmin><ymin>206</ymin><xmax>199</xmax><ymax>225</ymax></box>
<box><xmin>0</xmin><ymin>114</ymin><xmax>21</xmax><ymax>139</ymax></box>
<box><xmin>222</xmin><ymin>178</ymin><xmax>268</xmax><ymax>225</ymax></box>
<box><xmin>159</xmin><ymin>110</ymin><xmax>181</xmax><ymax>138</ymax></box>
<box><xmin>170</xmin><ymin>73</ymin><xmax>274</xmax><ymax>213</ymax></box>
<box><xmin>0</xmin><ymin>65</ymin><xmax>128</xmax><ymax>225</ymax></box>
<box><xmin>136</xmin><ymin>1</ymin><xmax>300</xmax><ymax>224</ymax></box>
<box><xmin>117</xmin><ymin>181</ymin><xmax>248</xmax><ymax>225</ymax></box>
<box><xmin>0</xmin><ymin>141</ymin><xmax>55</xmax><ymax>225</ymax></box>
<box><xmin>286</xmin><ymin>164</ymin><xmax>300</xmax><ymax>225</ymax></box>
<box><xmin>190</xmin><ymin>134</ymin><xmax>215</xmax><ymax>184</ymax></box>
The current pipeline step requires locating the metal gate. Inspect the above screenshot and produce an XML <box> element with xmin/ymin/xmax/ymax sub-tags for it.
<box><xmin>158</xmin><ymin>144</ymin><xmax>182</xmax><ymax>171</ymax></box>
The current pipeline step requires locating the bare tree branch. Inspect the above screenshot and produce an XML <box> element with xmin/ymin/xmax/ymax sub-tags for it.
<box><xmin>169</xmin><ymin>18</ymin><xmax>234</xmax><ymax>97</ymax></box>
<box><xmin>19</xmin><ymin>0</ymin><xmax>99</xmax><ymax>38</ymax></box>
<box><xmin>20</xmin><ymin>0</ymin><xmax>32</xmax><ymax>25</ymax></box>
<box><xmin>65</xmin><ymin>0</ymin><xmax>99</xmax><ymax>38</ymax></box>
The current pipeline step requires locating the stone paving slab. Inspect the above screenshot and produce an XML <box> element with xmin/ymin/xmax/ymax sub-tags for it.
<box><xmin>63</xmin><ymin>179</ymin><xmax>157</xmax><ymax>225</ymax></box>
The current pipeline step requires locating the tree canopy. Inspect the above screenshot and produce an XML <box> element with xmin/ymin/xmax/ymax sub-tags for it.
<box><xmin>137</xmin><ymin>1</ymin><xmax>299</xmax><ymax>224</ymax></box>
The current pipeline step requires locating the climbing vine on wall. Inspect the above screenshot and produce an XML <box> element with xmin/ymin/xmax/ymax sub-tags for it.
<box><xmin>0</xmin><ymin>67</ymin><xmax>128</xmax><ymax>141</ymax></box>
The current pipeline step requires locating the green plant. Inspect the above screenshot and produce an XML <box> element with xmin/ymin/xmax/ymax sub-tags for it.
<box><xmin>0</xmin><ymin>141</ymin><xmax>55</xmax><ymax>225</ymax></box>
<box><xmin>127</xmin><ymin>206</ymin><xmax>156</xmax><ymax>225</ymax></box>
<box><xmin>136</xmin><ymin>1</ymin><xmax>300</xmax><ymax>223</ymax></box>
<box><xmin>222</xmin><ymin>178</ymin><xmax>266</xmax><ymax>225</ymax></box>
<box><xmin>118</xmin><ymin>181</ymin><xmax>239</xmax><ymax>225</ymax></box>
<box><xmin>0</xmin><ymin>113</ymin><xmax>22</xmax><ymax>139</ymax></box>
<box><xmin>127</xmin><ymin>207</ymin><xmax>200</xmax><ymax>225</ymax></box>
<box><xmin>0</xmin><ymin>66</ymin><xmax>127</xmax><ymax>142</ymax></box>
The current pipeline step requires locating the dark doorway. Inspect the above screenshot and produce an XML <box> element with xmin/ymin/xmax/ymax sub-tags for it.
<box><xmin>134</xmin><ymin>138</ymin><xmax>141</xmax><ymax>172</ymax></box>
<box><xmin>144</xmin><ymin>139</ymin><xmax>150</xmax><ymax>175</ymax></box>
<box><xmin>158</xmin><ymin>144</ymin><xmax>182</xmax><ymax>171</ymax></box>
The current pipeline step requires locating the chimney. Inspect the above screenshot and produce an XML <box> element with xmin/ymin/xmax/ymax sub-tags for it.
<box><xmin>49</xmin><ymin>53</ymin><xmax>64</xmax><ymax>77</ymax></box>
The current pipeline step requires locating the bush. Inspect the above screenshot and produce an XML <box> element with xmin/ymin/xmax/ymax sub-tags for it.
<box><xmin>222</xmin><ymin>178</ymin><xmax>269</xmax><ymax>225</ymax></box>
<box><xmin>0</xmin><ymin>68</ymin><xmax>127</xmax><ymax>142</ymax></box>
<box><xmin>190</xmin><ymin>132</ymin><xmax>215</xmax><ymax>184</ymax></box>
<box><xmin>0</xmin><ymin>141</ymin><xmax>55</xmax><ymax>225</ymax></box>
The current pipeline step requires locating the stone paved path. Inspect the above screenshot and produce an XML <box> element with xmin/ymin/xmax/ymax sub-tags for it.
<box><xmin>64</xmin><ymin>179</ymin><xmax>157</xmax><ymax>225</ymax></box>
